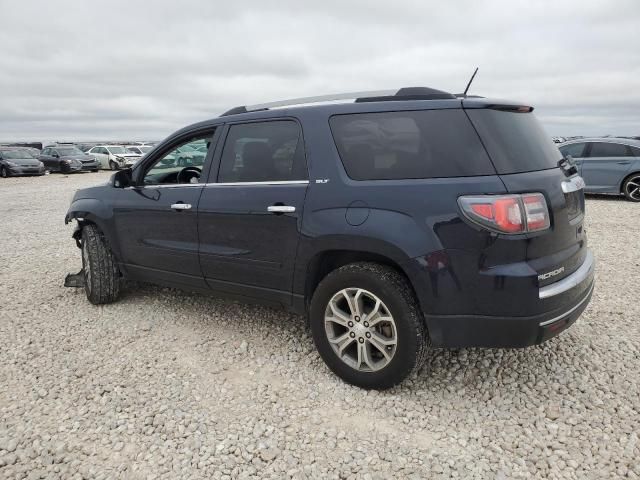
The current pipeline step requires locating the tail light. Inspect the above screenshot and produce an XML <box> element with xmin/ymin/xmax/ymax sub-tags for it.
<box><xmin>458</xmin><ymin>193</ymin><xmax>550</xmax><ymax>234</ymax></box>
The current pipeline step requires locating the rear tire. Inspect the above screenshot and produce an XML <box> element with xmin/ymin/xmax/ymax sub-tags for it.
<box><xmin>81</xmin><ymin>224</ymin><xmax>121</xmax><ymax>304</ymax></box>
<box><xmin>309</xmin><ymin>262</ymin><xmax>429</xmax><ymax>390</ymax></box>
<box><xmin>622</xmin><ymin>174</ymin><xmax>640</xmax><ymax>202</ymax></box>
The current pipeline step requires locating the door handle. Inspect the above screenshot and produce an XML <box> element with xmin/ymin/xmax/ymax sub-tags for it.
<box><xmin>267</xmin><ymin>205</ymin><xmax>295</xmax><ymax>213</ymax></box>
<box><xmin>617</xmin><ymin>161</ymin><xmax>631</xmax><ymax>165</ymax></box>
<box><xmin>171</xmin><ymin>203</ymin><xmax>192</xmax><ymax>211</ymax></box>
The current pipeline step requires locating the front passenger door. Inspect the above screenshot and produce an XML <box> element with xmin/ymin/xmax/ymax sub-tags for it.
<box><xmin>112</xmin><ymin>130</ymin><xmax>219</xmax><ymax>290</ymax></box>
<box><xmin>198</xmin><ymin>120</ymin><xmax>309</xmax><ymax>307</ymax></box>
<box><xmin>39</xmin><ymin>148</ymin><xmax>54</xmax><ymax>170</ymax></box>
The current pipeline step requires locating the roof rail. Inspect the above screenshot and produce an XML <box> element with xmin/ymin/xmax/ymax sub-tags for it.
<box><xmin>220</xmin><ymin>87</ymin><xmax>456</xmax><ymax>117</ymax></box>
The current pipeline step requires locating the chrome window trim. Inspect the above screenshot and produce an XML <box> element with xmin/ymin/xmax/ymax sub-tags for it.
<box><xmin>539</xmin><ymin>282</ymin><xmax>594</xmax><ymax>327</ymax></box>
<box><xmin>127</xmin><ymin>180</ymin><xmax>310</xmax><ymax>190</ymax></box>
<box><xmin>539</xmin><ymin>250</ymin><xmax>594</xmax><ymax>300</ymax></box>
<box><xmin>205</xmin><ymin>180</ymin><xmax>309</xmax><ymax>187</ymax></box>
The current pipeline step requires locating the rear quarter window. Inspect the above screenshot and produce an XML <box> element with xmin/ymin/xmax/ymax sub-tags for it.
<box><xmin>466</xmin><ymin>109</ymin><xmax>561</xmax><ymax>174</ymax></box>
<box><xmin>329</xmin><ymin>109</ymin><xmax>495</xmax><ymax>180</ymax></box>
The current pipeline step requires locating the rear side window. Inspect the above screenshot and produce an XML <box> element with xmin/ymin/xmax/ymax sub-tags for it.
<box><xmin>559</xmin><ymin>143</ymin><xmax>586</xmax><ymax>158</ymax></box>
<box><xmin>329</xmin><ymin>109</ymin><xmax>495</xmax><ymax>180</ymax></box>
<box><xmin>218</xmin><ymin>120</ymin><xmax>307</xmax><ymax>182</ymax></box>
<box><xmin>466</xmin><ymin>110</ymin><xmax>561</xmax><ymax>174</ymax></box>
<box><xmin>588</xmin><ymin>142</ymin><xmax>632</xmax><ymax>158</ymax></box>
<box><xmin>631</xmin><ymin>146</ymin><xmax>640</xmax><ymax>157</ymax></box>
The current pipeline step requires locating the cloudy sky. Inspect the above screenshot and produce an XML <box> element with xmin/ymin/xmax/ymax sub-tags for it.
<box><xmin>1</xmin><ymin>0</ymin><xmax>638</xmax><ymax>142</ymax></box>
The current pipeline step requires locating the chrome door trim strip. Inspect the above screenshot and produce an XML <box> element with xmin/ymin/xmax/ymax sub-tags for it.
<box><xmin>126</xmin><ymin>180</ymin><xmax>310</xmax><ymax>190</ymax></box>
<box><xmin>204</xmin><ymin>180</ymin><xmax>309</xmax><ymax>187</ymax></box>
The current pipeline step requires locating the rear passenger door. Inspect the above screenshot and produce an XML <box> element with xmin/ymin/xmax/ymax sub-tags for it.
<box><xmin>197</xmin><ymin>119</ymin><xmax>308</xmax><ymax>307</ymax></box>
<box><xmin>581</xmin><ymin>142</ymin><xmax>634</xmax><ymax>192</ymax></box>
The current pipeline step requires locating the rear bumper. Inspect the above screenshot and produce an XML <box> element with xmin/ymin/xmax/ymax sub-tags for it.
<box><xmin>419</xmin><ymin>250</ymin><xmax>595</xmax><ymax>348</ymax></box>
<box><xmin>427</xmin><ymin>280</ymin><xmax>594</xmax><ymax>348</ymax></box>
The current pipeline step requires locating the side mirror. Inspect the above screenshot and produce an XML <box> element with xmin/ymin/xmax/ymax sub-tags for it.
<box><xmin>112</xmin><ymin>168</ymin><xmax>133</xmax><ymax>188</ymax></box>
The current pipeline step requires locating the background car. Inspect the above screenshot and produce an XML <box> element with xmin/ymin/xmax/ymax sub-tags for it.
<box><xmin>87</xmin><ymin>145</ymin><xmax>141</xmax><ymax>170</ymax></box>
<box><xmin>124</xmin><ymin>145</ymin><xmax>153</xmax><ymax>156</ymax></box>
<box><xmin>0</xmin><ymin>147</ymin><xmax>46</xmax><ymax>177</ymax></box>
<box><xmin>39</xmin><ymin>146</ymin><xmax>100</xmax><ymax>173</ymax></box>
<box><xmin>559</xmin><ymin>137</ymin><xmax>640</xmax><ymax>201</ymax></box>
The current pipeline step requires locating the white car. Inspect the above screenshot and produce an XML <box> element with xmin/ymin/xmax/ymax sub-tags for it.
<box><xmin>87</xmin><ymin>145</ymin><xmax>141</xmax><ymax>170</ymax></box>
<box><xmin>124</xmin><ymin>145</ymin><xmax>154</xmax><ymax>156</ymax></box>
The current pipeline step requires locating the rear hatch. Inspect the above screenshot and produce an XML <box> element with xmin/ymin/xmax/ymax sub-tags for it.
<box><xmin>463</xmin><ymin>99</ymin><xmax>587</xmax><ymax>289</ymax></box>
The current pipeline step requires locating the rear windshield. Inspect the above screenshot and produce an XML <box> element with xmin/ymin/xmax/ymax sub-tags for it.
<box><xmin>465</xmin><ymin>109</ymin><xmax>561</xmax><ymax>174</ymax></box>
<box><xmin>329</xmin><ymin>109</ymin><xmax>495</xmax><ymax>180</ymax></box>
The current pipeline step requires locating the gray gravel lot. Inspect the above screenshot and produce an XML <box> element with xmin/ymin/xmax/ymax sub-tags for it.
<box><xmin>0</xmin><ymin>172</ymin><xmax>639</xmax><ymax>479</ymax></box>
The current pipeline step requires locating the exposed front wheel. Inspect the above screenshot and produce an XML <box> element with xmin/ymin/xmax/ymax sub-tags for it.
<box><xmin>0</xmin><ymin>166</ymin><xmax>9</xmax><ymax>178</ymax></box>
<box><xmin>109</xmin><ymin>160</ymin><xmax>119</xmax><ymax>171</ymax></box>
<box><xmin>623</xmin><ymin>174</ymin><xmax>640</xmax><ymax>202</ymax></box>
<box><xmin>310</xmin><ymin>262</ymin><xmax>429</xmax><ymax>390</ymax></box>
<box><xmin>81</xmin><ymin>224</ymin><xmax>121</xmax><ymax>304</ymax></box>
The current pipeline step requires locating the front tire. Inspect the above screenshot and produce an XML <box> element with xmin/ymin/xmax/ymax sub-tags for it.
<box><xmin>622</xmin><ymin>174</ymin><xmax>640</xmax><ymax>202</ymax></box>
<box><xmin>0</xmin><ymin>166</ymin><xmax>9</xmax><ymax>178</ymax></box>
<box><xmin>109</xmin><ymin>160</ymin><xmax>119</xmax><ymax>171</ymax></box>
<box><xmin>81</xmin><ymin>224</ymin><xmax>121</xmax><ymax>304</ymax></box>
<box><xmin>309</xmin><ymin>262</ymin><xmax>428</xmax><ymax>390</ymax></box>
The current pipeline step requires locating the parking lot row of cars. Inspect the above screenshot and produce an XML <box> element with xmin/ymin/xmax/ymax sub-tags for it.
<box><xmin>2</xmin><ymin>136</ymin><xmax>640</xmax><ymax>202</ymax></box>
<box><xmin>0</xmin><ymin>142</ymin><xmax>156</xmax><ymax>177</ymax></box>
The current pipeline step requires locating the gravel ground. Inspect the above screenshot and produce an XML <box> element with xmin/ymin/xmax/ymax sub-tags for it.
<box><xmin>0</xmin><ymin>172</ymin><xmax>639</xmax><ymax>480</ymax></box>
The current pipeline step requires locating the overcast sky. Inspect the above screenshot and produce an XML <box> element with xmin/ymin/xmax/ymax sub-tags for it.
<box><xmin>1</xmin><ymin>0</ymin><xmax>638</xmax><ymax>142</ymax></box>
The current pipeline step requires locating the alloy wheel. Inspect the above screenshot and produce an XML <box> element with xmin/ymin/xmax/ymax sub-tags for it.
<box><xmin>1</xmin><ymin>167</ymin><xmax>7</xmax><ymax>178</ymax></box>
<box><xmin>625</xmin><ymin>175</ymin><xmax>640</xmax><ymax>201</ymax></box>
<box><xmin>324</xmin><ymin>288</ymin><xmax>397</xmax><ymax>372</ymax></box>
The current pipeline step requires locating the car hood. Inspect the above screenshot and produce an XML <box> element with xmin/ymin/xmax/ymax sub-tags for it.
<box><xmin>5</xmin><ymin>158</ymin><xmax>41</xmax><ymax>167</ymax></box>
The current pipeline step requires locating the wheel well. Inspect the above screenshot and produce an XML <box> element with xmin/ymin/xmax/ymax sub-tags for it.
<box><xmin>305</xmin><ymin>250</ymin><xmax>410</xmax><ymax>306</ymax></box>
<box><xmin>620</xmin><ymin>171</ymin><xmax>640</xmax><ymax>193</ymax></box>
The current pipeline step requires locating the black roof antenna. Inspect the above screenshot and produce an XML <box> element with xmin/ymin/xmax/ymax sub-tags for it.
<box><xmin>462</xmin><ymin>67</ymin><xmax>479</xmax><ymax>97</ymax></box>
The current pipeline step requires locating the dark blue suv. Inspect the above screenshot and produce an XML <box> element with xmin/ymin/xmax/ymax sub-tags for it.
<box><xmin>65</xmin><ymin>87</ymin><xmax>595</xmax><ymax>389</ymax></box>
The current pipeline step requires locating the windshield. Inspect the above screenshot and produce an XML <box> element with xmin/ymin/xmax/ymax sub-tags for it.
<box><xmin>3</xmin><ymin>150</ymin><xmax>34</xmax><ymax>159</ymax></box>
<box><xmin>107</xmin><ymin>146</ymin><xmax>127</xmax><ymax>154</ymax></box>
<box><xmin>57</xmin><ymin>147</ymin><xmax>84</xmax><ymax>156</ymax></box>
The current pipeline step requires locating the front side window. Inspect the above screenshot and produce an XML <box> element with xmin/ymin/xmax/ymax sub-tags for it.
<box><xmin>588</xmin><ymin>142</ymin><xmax>631</xmax><ymax>158</ymax></box>
<box><xmin>218</xmin><ymin>120</ymin><xmax>307</xmax><ymax>183</ymax></box>
<box><xmin>559</xmin><ymin>143</ymin><xmax>586</xmax><ymax>158</ymax></box>
<box><xmin>56</xmin><ymin>147</ymin><xmax>83</xmax><ymax>156</ymax></box>
<box><xmin>330</xmin><ymin>109</ymin><xmax>495</xmax><ymax>180</ymax></box>
<box><xmin>143</xmin><ymin>134</ymin><xmax>214</xmax><ymax>185</ymax></box>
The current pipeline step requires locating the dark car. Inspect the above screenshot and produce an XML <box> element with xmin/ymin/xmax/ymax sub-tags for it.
<box><xmin>558</xmin><ymin>137</ymin><xmax>640</xmax><ymax>201</ymax></box>
<box><xmin>0</xmin><ymin>148</ymin><xmax>46</xmax><ymax>177</ymax></box>
<box><xmin>39</xmin><ymin>146</ymin><xmax>100</xmax><ymax>173</ymax></box>
<box><xmin>65</xmin><ymin>87</ymin><xmax>595</xmax><ymax>389</ymax></box>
